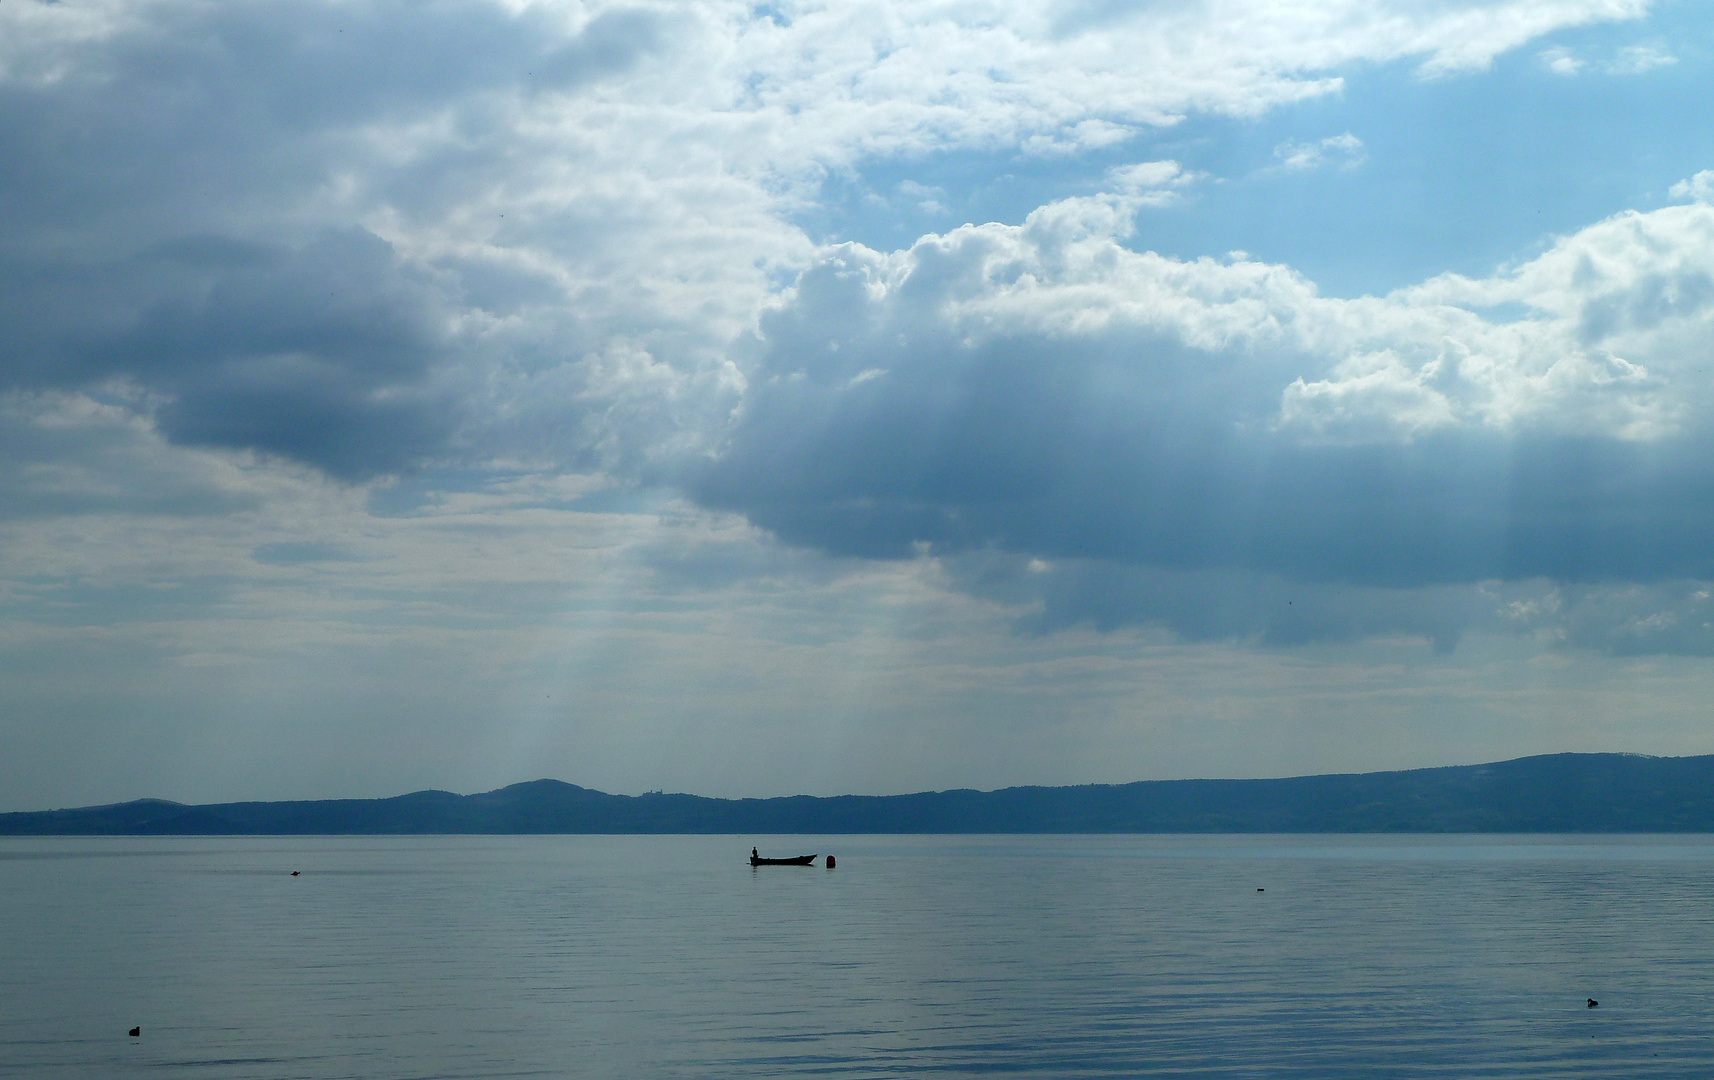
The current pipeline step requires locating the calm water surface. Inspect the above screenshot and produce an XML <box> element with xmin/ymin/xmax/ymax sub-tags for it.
<box><xmin>4</xmin><ymin>834</ymin><xmax>1714</xmax><ymax>1078</ymax></box>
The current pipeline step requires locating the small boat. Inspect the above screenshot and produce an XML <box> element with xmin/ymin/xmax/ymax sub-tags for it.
<box><xmin>750</xmin><ymin>853</ymin><xmax>817</xmax><ymax>866</ymax></box>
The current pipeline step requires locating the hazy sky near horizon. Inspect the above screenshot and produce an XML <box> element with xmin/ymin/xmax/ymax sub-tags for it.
<box><xmin>4</xmin><ymin>0</ymin><xmax>1714</xmax><ymax>809</ymax></box>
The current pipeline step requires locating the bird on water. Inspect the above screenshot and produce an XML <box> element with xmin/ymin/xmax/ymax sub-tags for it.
<box><xmin>128</xmin><ymin>1027</ymin><xmax>140</xmax><ymax>1037</ymax></box>
<box><xmin>1587</xmin><ymin>999</ymin><xmax>1599</xmax><ymax>1008</ymax></box>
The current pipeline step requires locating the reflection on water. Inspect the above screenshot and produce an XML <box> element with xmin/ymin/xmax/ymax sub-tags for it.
<box><xmin>4</xmin><ymin>834</ymin><xmax>1713</xmax><ymax>1078</ymax></box>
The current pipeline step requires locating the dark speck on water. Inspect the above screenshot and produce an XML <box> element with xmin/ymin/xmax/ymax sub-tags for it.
<box><xmin>3</xmin><ymin>834</ymin><xmax>1710</xmax><ymax>1078</ymax></box>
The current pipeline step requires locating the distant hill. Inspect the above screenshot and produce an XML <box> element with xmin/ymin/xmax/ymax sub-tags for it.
<box><xmin>5</xmin><ymin>753</ymin><xmax>1714</xmax><ymax>834</ymax></box>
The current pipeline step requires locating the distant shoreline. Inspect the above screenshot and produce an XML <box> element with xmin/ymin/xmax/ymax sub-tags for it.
<box><xmin>6</xmin><ymin>753</ymin><xmax>1714</xmax><ymax>835</ymax></box>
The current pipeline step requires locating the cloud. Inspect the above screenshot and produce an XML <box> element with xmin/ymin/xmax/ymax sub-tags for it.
<box><xmin>954</xmin><ymin>551</ymin><xmax>1714</xmax><ymax>658</ymax></box>
<box><xmin>950</xmin><ymin>552</ymin><xmax>1490</xmax><ymax>653</ymax></box>
<box><xmin>120</xmin><ymin>229</ymin><xmax>459</xmax><ymax>478</ymax></box>
<box><xmin>1103</xmin><ymin>160</ymin><xmax>1201</xmax><ymax>204</ymax></box>
<box><xmin>1540</xmin><ymin>42</ymin><xmax>1675</xmax><ymax>76</ymax></box>
<box><xmin>1021</xmin><ymin>119</ymin><xmax>1136</xmax><ymax>157</ymax></box>
<box><xmin>1496</xmin><ymin>581</ymin><xmax>1714</xmax><ymax>657</ymax></box>
<box><xmin>1609</xmin><ymin>44</ymin><xmax>1677</xmax><ymax>73</ymax></box>
<box><xmin>1272</xmin><ymin>133</ymin><xmax>1365</xmax><ymax>171</ymax></box>
<box><xmin>1541</xmin><ymin>47</ymin><xmax>1587</xmax><ymax>75</ymax></box>
<box><xmin>897</xmin><ymin>180</ymin><xmax>950</xmax><ymax>215</ymax></box>
<box><xmin>0</xmin><ymin>227</ymin><xmax>464</xmax><ymax>479</ymax></box>
<box><xmin>1670</xmin><ymin>170</ymin><xmax>1714</xmax><ymax>204</ymax></box>
<box><xmin>692</xmin><ymin>181</ymin><xmax>1714</xmax><ymax>626</ymax></box>
<box><xmin>0</xmin><ymin>390</ymin><xmax>265</xmax><ymax>520</ymax></box>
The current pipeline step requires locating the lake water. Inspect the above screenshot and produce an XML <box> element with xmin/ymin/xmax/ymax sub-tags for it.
<box><xmin>4</xmin><ymin>834</ymin><xmax>1714</xmax><ymax>1078</ymax></box>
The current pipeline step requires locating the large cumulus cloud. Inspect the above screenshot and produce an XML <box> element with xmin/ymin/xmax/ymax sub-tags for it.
<box><xmin>693</xmin><ymin>185</ymin><xmax>1714</xmax><ymax>647</ymax></box>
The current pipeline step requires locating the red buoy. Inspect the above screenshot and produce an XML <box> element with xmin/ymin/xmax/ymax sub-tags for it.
<box><xmin>825</xmin><ymin>855</ymin><xmax>835</xmax><ymax>869</ymax></box>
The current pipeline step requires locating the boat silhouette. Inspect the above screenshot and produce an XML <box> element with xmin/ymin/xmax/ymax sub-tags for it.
<box><xmin>750</xmin><ymin>849</ymin><xmax>817</xmax><ymax>866</ymax></box>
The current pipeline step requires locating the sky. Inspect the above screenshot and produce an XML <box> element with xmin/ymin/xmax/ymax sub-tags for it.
<box><xmin>3</xmin><ymin>0</ymin><xmax>1714</xmax><ymax>810</ymax></box>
